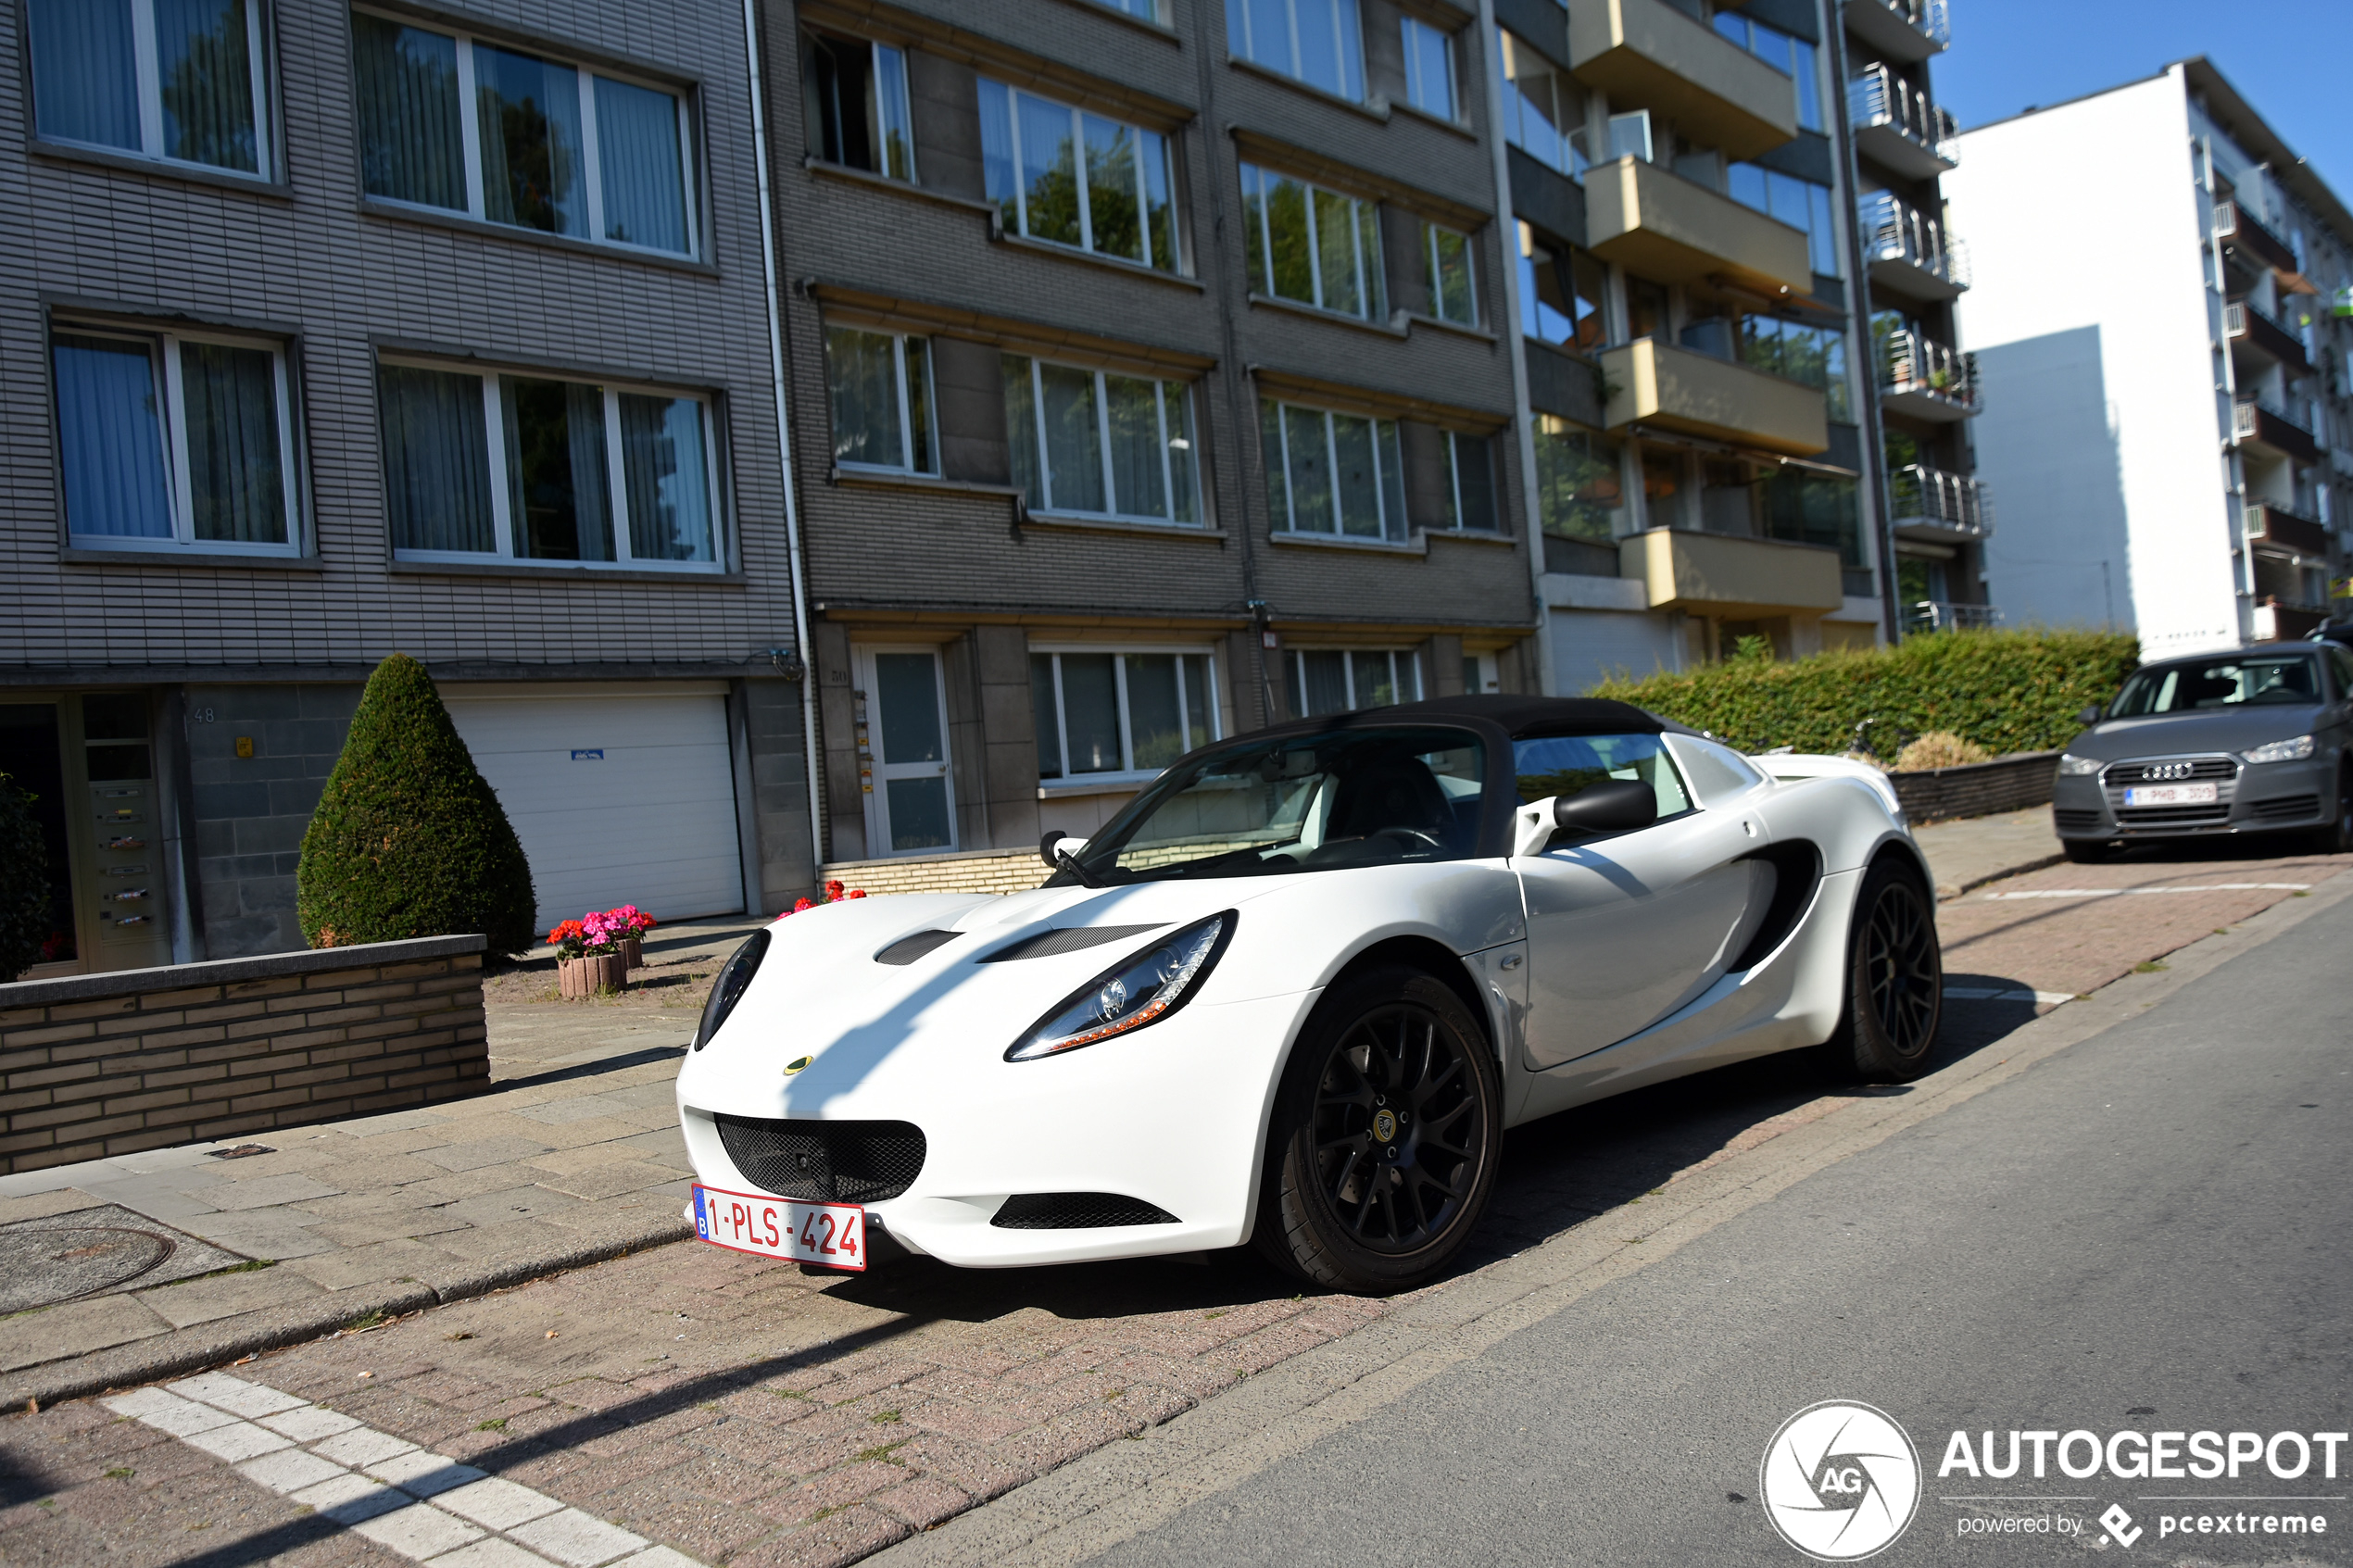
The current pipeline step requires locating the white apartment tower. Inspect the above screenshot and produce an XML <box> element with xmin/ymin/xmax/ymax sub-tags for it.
<box><xmin>1946</xmin><ymin>58</ymin><xmax>2353</xmax><ymax>656</ymax></box>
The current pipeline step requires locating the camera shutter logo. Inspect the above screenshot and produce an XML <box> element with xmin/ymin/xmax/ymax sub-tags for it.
<box><xmin>1760</xmin><ymin>1400</ymin><xmax>1921</xmax><ymax>1561</ymax></box>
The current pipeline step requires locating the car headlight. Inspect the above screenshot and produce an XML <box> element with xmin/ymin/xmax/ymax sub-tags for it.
<box><xmin>2056</xmin><ymin>754</ymin><xmax>2103</xmax><ymax>776</ymax></box>
<box><xmin>2242</xmin><ymin>734</ymin><xmax>2316</xmax><ymax>764</ymax></box>
<box><xmin>1006</xmin><ymin>912</ymin><xmax>1236</xmax><ymax>1062</ymax></box>
<box><xmin>692</xmin><ymin>928</ymin><xmax>770</xmax><ymax>1050</ymax></box>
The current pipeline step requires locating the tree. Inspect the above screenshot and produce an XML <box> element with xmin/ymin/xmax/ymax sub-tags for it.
<box><xmin>297</xmin><ymin>654</ymin><xmax>536</xmax><ymax>954</ymax></box>
<box><xmin>0</xmin><ymin>773</ymin><xmax>48</xmax><ymax>982</ymax></box>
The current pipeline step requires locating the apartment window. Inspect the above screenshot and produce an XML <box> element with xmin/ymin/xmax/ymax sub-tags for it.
<box><xmin>1421</xmin><ymin>220</ymin><xmax>1477</xmax><ymax>326</ymax></box>
<box><xmin>354</xmin><ymin>14</ymin><xmax>697</xmax><ymax>257</ymax></box>
<box><xmin>1226</xmin><ymin>0</ymin><xmax>1364</xmax><ymax>101</ymax></box>
<box><xmin>50</xmin><ymin>326</ymin><xmax>298</xmax><ymax>554</ymax></box>
<box><xmin>803</xmin><ymin>32</ymin><xmax>912</xmax><ymax>181</ymax></box>
<box><xmin>1259</xmin><ymin>396</ymin><xmax>1406</xmax><ymax>542</ymax></box>
<box><xmin>1758</xmin><ymin>470</ymin><xmax>1862</xmax><ymax>565</ymax></box>
<box><xmin>1736</xmin><ymin>314</ymin><xmax>1851</xmax><ymax>419</ymax></box>
<box><xmin>1729</xmin><ymin>164</ymin><xmax>1838</xmax><ymax>277</ymax></box>
<box><xmin>1291</xmin><ymin>649</ymin><xmax>1421</xmax><ymax>716</ymax></box>
<box><xmin>1442</xmin><ymin>432</ymin><xmax>1497</xmax><ymax>532</ymax></box>
<box><xmin>1532</xmin><ymin>416</ymin><xmax>1624</xmax><ymax>543</ymax></box>
<box><xmin>1711</xmin><ymin>12</ymin><xmax>1818</xmax><ymax>132</ymax></box>
<box><xmin>978</xmin><ymin>82</ymin><xmax>1179</xmax><ymax>272</ymax></box>
<box><xmin>825</xmin><ymin>326</ymin><xmax>935</xmax><ymax>475</ymax></box>
<box><xmin>1088</xmin><ymin>0</ymin><xmax>1165</xmax><ymax>19</ymax></box>
<box><xmin>1004</xmin><ymin>356</ymin><xmax>1201</xmax><ymax>525</ymax></box>
<box><xmin>1240</xmin><ymin>163</ymin><xmax>1386</xmax><ymax>321</ymax></box>
<box><xmin>1519</xmin><ymin>224</ymin><xmax>1605</xmax><ymax>352</ymax></box>
<box><xmin>1399</xmin><ymin>17</ymin><xmax>1453</xmax><ymax>120</ymax></box>
<box><xmin>1498</xmin><ymin>32</ymin><xmax>1583</xmax><ymax>180</ymax></box>
<box><xmin>27</xmin><ymin>0</ymin><xmax>271</xmax><ymax>174</ymax></box>
<box><xmin>1031</xmin><ymin>650</ymin><xmax>1219</xmax><ymax>780</ymax></box>
<box><xmin>378</xmin><ymin>361</ymin><xmax>721</xmax><ymax>568</ymax></box>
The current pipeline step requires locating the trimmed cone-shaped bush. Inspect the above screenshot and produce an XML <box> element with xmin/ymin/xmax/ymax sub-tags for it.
<box><xmin>298</xmin><ymin>654</ymin><xmax>536</xmax><ymax>955</ymax></box>
<box><xmin>0</xmin><ymin>773</ymin><xmax>49</xmax><ymax>982</ymax></box>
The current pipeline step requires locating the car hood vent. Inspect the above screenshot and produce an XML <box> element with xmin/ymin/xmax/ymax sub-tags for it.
<box><xmin>981</xmin><ymin>923</ymin><xmax>1164</xmax><ymax>961</ymax></box>
<box><xmin>874</xmin><ymin>930</ymin><xmax>960</xmax><ymax>966</ymax></box>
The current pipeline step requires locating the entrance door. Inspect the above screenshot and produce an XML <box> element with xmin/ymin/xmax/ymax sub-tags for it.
<box><xmin>1513</xmin><ymin>733</ymin><xmax>1772</xmax><ymax>1068</ymax></box>
<box><xmin>859</xmin><ymin>649</ymin><xmax>956</xmax><ymax>856</ymax></box>
<box><xmin>0</xmin><ymin>703</ymin><xmax>80</xmax><ymax>974</ymax></box>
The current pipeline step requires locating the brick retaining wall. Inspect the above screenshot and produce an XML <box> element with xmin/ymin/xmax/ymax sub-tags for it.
<box><xmin>1890</xmin><ymin>750</ymin><xmax>2061</xmax><ymax>824</ymax></box>
<box><xmin>0</xmin><ymin>935</ymin><xmax>488</xmax><ymax>1175</ymax></box>
<box><xmin>820</xmin><ymin>847</ymin><xmax>1045</xmax><ymax>897</ymax></box>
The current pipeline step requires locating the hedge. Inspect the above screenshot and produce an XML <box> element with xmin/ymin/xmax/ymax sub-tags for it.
<box><xmin>296</xmin><ymin>653</ymin><xmax>538</xmax><ymax>955</ymax></box>
<box><xmin>1588</xmin><ymin>630</ymin><xmax>2143</xmax><ymax>758</ymax></box>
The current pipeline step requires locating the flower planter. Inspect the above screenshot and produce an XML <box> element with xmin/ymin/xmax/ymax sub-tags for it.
<box><xmin>619</xmin><ymin>937</ymin><xmax>643</xmax><ymax>971</ymax></box>
<box><xmin>558</xmin><ymin>951</ymin><xmax>628</xmax><ymax>998</ymax></box>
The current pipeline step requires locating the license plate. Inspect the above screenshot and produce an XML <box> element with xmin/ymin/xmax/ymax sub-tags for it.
<box><xmin>691</xmin><ymin>1183</ymin><xmax>865</xmax><ymax>1271</ymax></box>
<box><xmin>2123</xmin><ymin>783</ymin><xmax>2219</xmax><ymax>807</ymax></box>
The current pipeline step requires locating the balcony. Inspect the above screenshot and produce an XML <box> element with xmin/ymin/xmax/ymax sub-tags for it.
<box><xmin>1567</xmin><ymin>0</ymin><xmax>1799</xmax><ymax>161</ymax></box>
<box><xmin>1858</xmin><ymin>191</ymin><xmax>1969</xmax><ymax>302</ymax></box>
<box><xmin>2232</xmin><ymin>399</ymin><xmax>2322</xmax><ymax>467</ymax></box>
<box><xmin>1841</xmin><ymin>0</ymin><xmax>1948</xmax><ymax>63</ymax></box>
<box><xmin>1601</xmin><ymin>338</ymin><xmax>1831</xmax><ymax>456</ymax></box>
<box><xmin>1848</xmin><ymin>65</ymin><xmax>1957</xmax><ymax>180</ymax></box>
<box><xmin>1904</xmin><ymin>601</ymin><xmax>2002</xmax><ymax>633</ymax></box>
<box><xmin>1888</xmin><ymin>464</ymin><xmax>1991</xmax><ymax>544</ymax></box>
<box><xmin>1879</xmin><ymin>331</ymin><xmax>1978</xmax><ymax>420</ymax></box>
<box><xmin>2223</xmin><ymin>299</ymin><xmax>2312</xmax><ymax>375</ymax></box>
<box><xmin>1584</xmin><ymin>156</ymin><xmax>1814</xmax><ymax>295</ymax></box>
<box><xmin>1619</xmin><ymin>528</ymin><xmax>1845</xmax><ymax>617</ymax></box>
<box><xmin>2213</xmin><ymin>200</ymin><xmax>2299</xmax><ymax>277</ymax></box>
<box><xmin>2245</xmin><ymin>502</ymin><xmax>2329</xmax><ymax>557</ymax></box>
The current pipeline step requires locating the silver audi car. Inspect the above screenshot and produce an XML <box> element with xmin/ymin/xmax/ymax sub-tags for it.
<box><xmin>2052</xmin><ymin>644</ymin><xmax>2353</xmax><ymax>861</ymax></box>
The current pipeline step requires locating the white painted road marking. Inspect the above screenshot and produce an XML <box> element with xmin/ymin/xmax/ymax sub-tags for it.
<box><xmin>101</xmin><ymin>1374</ymin><xmax>699</xmax><ymax>1568</ymax></box>
<box><xmin>1982</xmin><ymin>884</ymin><xmax>2310</xmax><ymax>900</ymax></box>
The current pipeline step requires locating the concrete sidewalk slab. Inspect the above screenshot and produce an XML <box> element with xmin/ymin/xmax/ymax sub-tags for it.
<box><xmin>1912</xmin><ymin>805</ymin><xmax>2063</xmax><ymax>897</ymax></box>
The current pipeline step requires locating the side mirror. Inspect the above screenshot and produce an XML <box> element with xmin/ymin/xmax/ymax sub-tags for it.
<box><xmin>2077</xmin><ymin>704</ymin><xmax>2104</xmax><ymax>727</ymax></box>
<box><xmin>1512</xmin><ymin>780</ymin><xmax>1658</xmax><ymax>857</ymax></box>
<box><xmin>1038</xmin><ymin>830</ymin><xmax>1088</xmax><ymax>870</ymax></box>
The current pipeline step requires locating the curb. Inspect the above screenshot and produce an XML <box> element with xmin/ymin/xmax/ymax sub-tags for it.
<box><xmin>0</xmin><ymin>1215</ymin><xmax>693</xmax><ymax>1410</ymax></box>
<box><xmin>1940</xmin><ymin>850</ymin><xmax>2067</xmax><ymax>900</ymax></box>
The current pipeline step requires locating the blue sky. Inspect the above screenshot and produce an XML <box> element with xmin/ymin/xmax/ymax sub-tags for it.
<box><xmin>1933</xmin><ymin>0</ymin><xmax>2353</xmax><ymax>204</ymax></box>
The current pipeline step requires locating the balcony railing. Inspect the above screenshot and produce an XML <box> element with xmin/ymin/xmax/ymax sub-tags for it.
<box><xmin>1879</xmin><ymin>330</ymin><xmax>1978</xmax><ymax>416</ymax></box>
<box><xmin>1848</xmin><ymin>64</ymin><xmax>1958</xmax><ymax>174</ymax></box>
<box><xmin>1849</xmin><ymin>0</ymin><xmax>1951</xmax><ymax>51</ymax></box>
<box><xmin>1857</xmin><ymin>190</ymin><xmax>1970</xmax><ymax>297</ymax></box>
<box><xmin>2222</xmin><ymin>299</ymin><xmax>2313</xmax><ymax>371</ymax></box>
<box><xmin>2212</xmin><ymin>200</ymin><xmax>2299</xmax><ymax>277</ymax></box>
<box><xmin>2232</xmin><ymin>398</ymin><xmax>2322</xmax><ymax>467</ymax></box>
<box><xmin>1888</xmin><ymin>464</ymin><xmax>1991</xmax><ymax>540</ymax></box>
<box><xmin>2244</xmin><ymin>501</ymin><xmax>2329</xmax><ymax>558</ymax></box>
<box><xmin>1904</xmin><ymin>600</ymin><xmax>2002</xmax><ymax>633</ymax></box>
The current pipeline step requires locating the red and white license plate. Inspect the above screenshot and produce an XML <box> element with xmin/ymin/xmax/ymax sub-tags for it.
<box><xmin>2123</xmin><ymin>783</ymin><xmax>2220</xmax><ymax>807</ymax></box>
<box><xmin>691</xmin><ymin>1183</ymin><xmax>865</xmax><ymax>1271</ymax></box>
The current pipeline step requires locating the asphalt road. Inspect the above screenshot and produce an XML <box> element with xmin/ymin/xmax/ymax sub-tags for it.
<box><xmin>1092</xmin><ymin>894</ymin><xmax>2353</xmax><ymax>1567</ymax></box>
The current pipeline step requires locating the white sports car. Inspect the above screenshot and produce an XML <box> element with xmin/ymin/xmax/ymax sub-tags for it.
<box><xmin>675</xmin><ymin>696</ymin><xmax>1941</xmax><ymax>1293</ymax></box>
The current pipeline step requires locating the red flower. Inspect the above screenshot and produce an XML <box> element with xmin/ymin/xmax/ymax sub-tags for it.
<box><xmin>790</xmin><ymin>897</ymin><xmax>814</xmax><ymax>913</ymax></box>
<box><xmin>824</xmin><ymin>880</ymin><xmax>846</xmax><ymax>898</ymax></box>
<box><xmin>846</xmin><ymin>889</ymin><xmax>867</xmax><ymax>898</ymax></box>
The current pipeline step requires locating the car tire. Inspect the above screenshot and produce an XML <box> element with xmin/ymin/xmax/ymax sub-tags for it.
<box><xmin>2313</xmin><ymin>764</ymin><xmax>2353</xmax><ymax>855</ymax></box>
<box><xmin>2062</xmin><ymin>838</ymin><xmax>2116</xmax><ymax>863</ymax></box>
<box><xmin>1255</xmin><ymin>967</ymin><xmax>1502</xmax><ymax>1294</ymax></box>
<box><xmin>1828</xmin><ymin>858</ymin><xmax>1943</xmax><ymax>1082</ymax></box>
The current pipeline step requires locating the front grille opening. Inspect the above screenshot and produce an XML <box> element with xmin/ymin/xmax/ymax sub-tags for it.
<box><xmin>2120</xmin><ymin>804</ymin><xmax>2231</xmax><ymax>826</ymax></box>
<box><xmin>2250</xmin><ymin>794</ymin><xmax>2321</xmax><ymax>821</ymax></box>
<box><xmin>714</xmin><ymin>1115</ymin><xmax>925</xmax><ymax>1203</ymax></box>
<box><xmin>2105</xmin><ymin>758</ymin><xmax>2236</xmax><ymax>785</ymax></box>
<box><xmin>990</xmin><ymin>1192</ymin><xmax>1180</xmax><ymax>1229</ymax></box>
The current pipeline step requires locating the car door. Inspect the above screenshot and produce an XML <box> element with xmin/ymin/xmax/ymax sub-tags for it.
<box><xmin>1514</xmin><ymin>732</ymin><xmax>1774</xmax><ymax>1069</ymax></box>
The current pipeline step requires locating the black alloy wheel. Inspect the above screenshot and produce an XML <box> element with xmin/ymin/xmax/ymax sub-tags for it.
<box><xmin>1833</xmin><ymin>859</ymin><xmax>1943</xmax><ymax>1081</ymax></box>
<box><xmin>1259</xmin><ymin>968</ymin><xmax>1502</xmax><ymax>1293</ymax></box>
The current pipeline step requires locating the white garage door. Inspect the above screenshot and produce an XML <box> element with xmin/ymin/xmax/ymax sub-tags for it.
<box><xmin>442</xmin><ymin>684</ymin><xmax>745</xmax><ymax>932</ymax></box>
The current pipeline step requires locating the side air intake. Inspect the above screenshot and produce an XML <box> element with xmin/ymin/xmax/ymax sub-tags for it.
<box><xmin>989</xmin><ymin>1193</ymin><xmax>1180</xmax><ymax>1229</ymax></box>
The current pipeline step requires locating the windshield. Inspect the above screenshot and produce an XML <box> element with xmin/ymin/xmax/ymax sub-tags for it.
<box><xmin>2110</xmin><ymin>655</ymin><xmax>2322</xmax><ymax>716</ymax></box>
<box><xmin>1065</xmin><ymin>726</ymin><xmax>1489</xmax><ymax>883</ymax></box>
